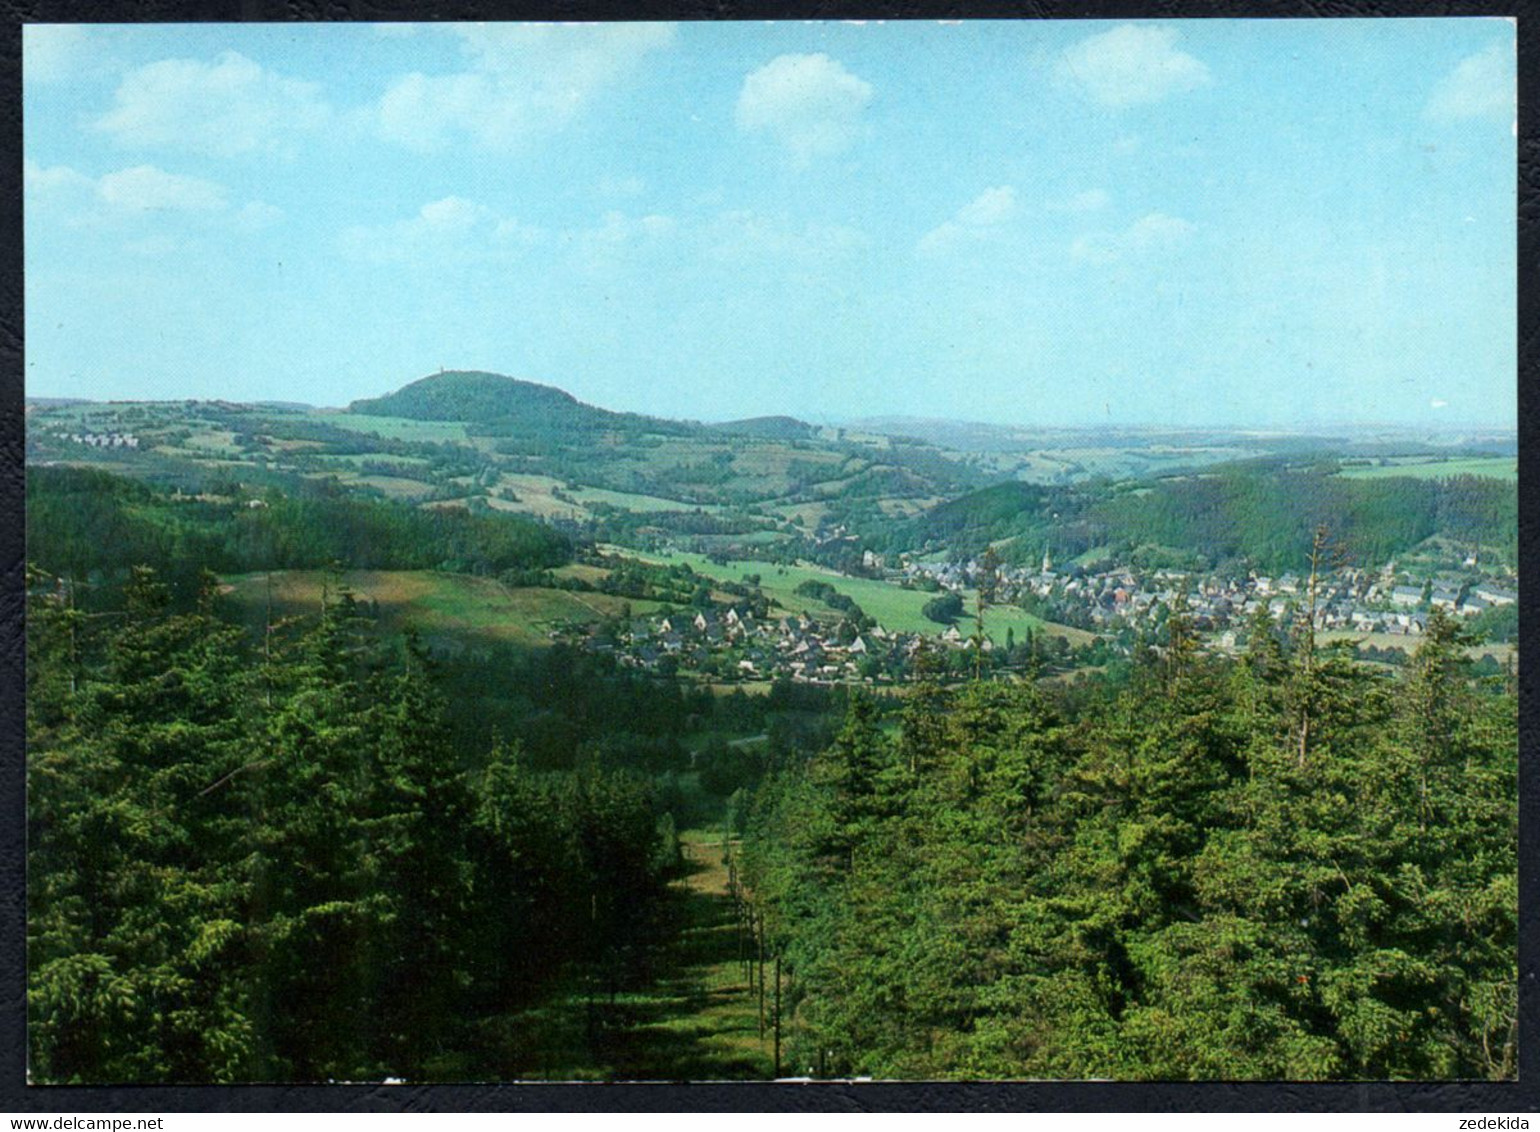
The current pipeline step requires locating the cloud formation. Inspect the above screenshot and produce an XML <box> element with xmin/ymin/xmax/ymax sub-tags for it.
<box><xmin>26</xmin><ymin>158</ymin><xmax>284</xmax><ymax>236</ymax></box>
<box><xmin>1425</xmin><ymin>41</ymin><xmax>1515</xmax><ymax>124</ymax></box>
<box><xmin>375</xmin><ymin>23</ymin><xmax>676</xmax><ymax>150</ymax></box>
<box><xmin>337</xmin><ymin>195</ymin><xmax>863</xmax><ymax>281</ymax></box>
<box><xmin>1071</xmin><ymin>211</ymin><xmax>1195</xmax><ymax>264</ymax></box>
<box><xmin>1055</xmin><ymin>25</ymin><xmax>1210</xmax><ymax>109</ymax></box>
<box><xmin>735</xmin><ymin>53</ymin><xmax>874</xmax><ymax>164</ymax></box>
<box><xmin>917</xmin><ymin>185</ymin><xmax>1019</xmax><ymax>256</ymax></box>
<box><xmin>23</xmin><ymin>159</ymin><xmax>95</xmax><ymax>200</ymax></box>
<box><xmin>94</xmin><ymin>51</ymin><xmax>330</xmax><ymax>157</ymax></box>
<box><xmin>96</xmin><ymin>165</ymin><xmax>229</xmax><ymax>212</ymax></box>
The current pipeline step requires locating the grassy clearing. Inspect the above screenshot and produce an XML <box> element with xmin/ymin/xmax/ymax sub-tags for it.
<box><xmin>310</xmin><ymin>411</ymin><xmax>470</xmax><ymax>444</ymax></box>
<box><xmin>571</xmin><ymin>484</ymin><xmax>713</xmax><ymax>514</ymax></box>
<box><xmin>351</xmin><ymin>474</ymin><xmax>439</xmax><ymax>500</ymax></box>
<box><xmin>221</xmin><ymin>569</ymin><xmax>655</xmax><ymax>648</ymax></box>
<box><xmin>628</xmin><ymin>548</ymin><xmax>1091</xmax><ymax>643</ymax></box>
<box><xmin>183</xmin><ymin>429</ymin><xmax>243</xmax><ymax>455</ymax></box>
<box><xmin>485</xmin><ymin>829</ymin><xmax>774</xmax><ymax>1081</ymax></box>
<box><xmin>1336</xmin><ymin>456</ymin><xmax>1516</xmax><ymax>481</ymax></box>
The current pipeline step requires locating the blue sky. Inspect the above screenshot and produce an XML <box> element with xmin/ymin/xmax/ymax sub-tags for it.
<box><xmin>23</xmin><ymin>19</ymin><xmax>1515</xmax><ymax>428</ymax></box>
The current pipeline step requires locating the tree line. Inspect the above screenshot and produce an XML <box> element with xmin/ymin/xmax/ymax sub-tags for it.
<box><xmin>858</xmin><ymin>464</ymin><xmax>1517</xmax><ymax>573</ymax></box>
<box><xmin>27</xmin><ymin>467</ymin><xmax>571</xmax><ymax>601</ymax></box>
<box><xmin>739</xmin><ymin>607</ymin><xmax>1517</xmax><ymax>1079</ymax></box>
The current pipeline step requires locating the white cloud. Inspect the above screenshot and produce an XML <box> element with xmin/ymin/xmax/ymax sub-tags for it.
<box><xmin>1430</xmin><ymin>398</ymin><xmax>1449</xmax><ymax>410</ymax></box>
<box><xmin>1425</xmin><ymin>42</ymin><xmax>1514</xmax><ymax>124</ymax></box>
<box><xmin>917</xmin><ymin>186</ymin><xmax>1018</xmax><ymax>256</ymax></box>
<box><xmin>374</xmin><ymin>23</ymin><xmax>676</xmax><ymax>150</ymax></box>
<box><xmin>23</xmin><ymin>158</ymin><xmax>95</xmax><ymax>200</ymax></box>
<box><xmin>338</xmin><ymin>196</ymin><xmax>861</xmax><ymax>280</ymax></box>
<box><xmin>25</xmin><ymin>158</ymin><xmax>286</xmax><ymax>239</ymax></box>
<box><xmin>735</xmin><ymin>53</ymin><xmax>874</xmax><ymax>165</ymax></box>
<box><xmin>1048</xmin><ymin>188</ymin><xmax>1110</xmax><ymax>214</ymax></box>
<box><xmin>1071</xmin><ymin>211</ymin><xmax>1195</xmax><ymax>264</ymax></box>
<box><xmin>1055</xmin><ymin>25</ymin><xmax>1210</xmax><ymax>109</ymax></box>
<box><xmin>23</xmin><ymin>26</ymin><xmax>95</xmax><ymax>84</ymax></box>
<box><xmin>96</xmin><ymin>165</ymin><xmax>229</xmax><ymax>212</ymax></box>
<box><xmin>339</xmin><ymin>196</ymin><xmax>546</xmax><ymax>264</ymax></box>
<box><xmin>94</xmin><ymin>51</ymin><xmax>330</xmax><ymax>157</ymax></box>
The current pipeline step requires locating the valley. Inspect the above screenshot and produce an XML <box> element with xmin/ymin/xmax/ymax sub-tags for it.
<box><xmin>23</xmin><ymin>369</ymin><xmax>1520</xmax><ymax>1084</ymax></box>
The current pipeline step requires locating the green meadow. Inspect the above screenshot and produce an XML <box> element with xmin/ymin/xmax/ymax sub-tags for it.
<box><xmin>1336</xmin><ymin>455</ymin><xmax>1516</xmax><ymax>481</ymax></box>
<box><xmin>625</xmin><ymin>548</ymin><xmax>1091</xmax><ymax>643</ymax></box>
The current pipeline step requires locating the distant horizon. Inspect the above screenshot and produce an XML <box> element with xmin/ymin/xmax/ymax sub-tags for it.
<box><xmin>23</xmin><ymin>375</ymin><xmax>1519</xmax><ymax>437</ymax></box>
<box><xmin>23</xmin><ymin>20</ymin><xmax>1515</xmax><ymax>432</ymax></box>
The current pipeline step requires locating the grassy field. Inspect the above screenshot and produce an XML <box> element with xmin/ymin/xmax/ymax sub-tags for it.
<box><xmin>309</xmin><ymin>411</ymin><xmax>470</xmax><ymax>444</ymax></box>
<box><xmin>626</xmin><ymin>548</ymin><xmax>1093</xmax><ymax>644</ymax></box>
<box><xmin>572</xmin><ymin>484</ymin><xmax>714</xmax><ymax>513</ymax></box>
<box><xmin>350</xmin><ymin>474</ymin><xmax>439</xmax><ymax>500</ymax></box>
<box><xmin>221</xmin><ymin>569</ymin><xmax>656</xmax><ymax>648</ymax></box>
<box><xmin>1336</xmin><ymin>456</ymin><xmax>1516</xmax><ymax>481</ymax></box>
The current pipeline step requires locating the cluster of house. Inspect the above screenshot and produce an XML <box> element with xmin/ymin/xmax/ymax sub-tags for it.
<box><xmin>565</xmin><ymin>605</ymin><xmax>991</xmax><ymax>685</ymax></box>
<box><xmin>46</xmin><ymin>430</ymin><xmax>140</xmax><ymax>449</ymax></box>
<box><xmin>903</xmin><ymin>551</ymin><xmax>1517</xmax><ymax>642</ymax></box>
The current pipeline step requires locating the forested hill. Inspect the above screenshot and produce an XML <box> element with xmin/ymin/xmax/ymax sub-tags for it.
<box><xmin>26</xmin><ymin>465</ymin><xmax>572</xmax><ymax>599</ymax></box>
<box><xmin>346</xmin><ymin>370</ymin><xmax>696</xmax><ymax>437</ymax></box>
<box><xmin>875</xmin><ymin>463</ymin><xmax>1518</xmax><ymax>573</ymax></box>
<box><xmin>710</xmin><ymin>416</ymin><xmax>818</xmax><ymax>440</ymax></box>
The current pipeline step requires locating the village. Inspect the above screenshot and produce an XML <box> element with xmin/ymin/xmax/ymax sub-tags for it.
<box><xmin>557</xmin><ymin>546</ymin><xmax>1518</xmax><ymax>686</ymax></box>
<box><xmin>44</xmin><ymin>429</ymin><xmax>141</xmax><ymax>450</ymax></box>
<box><xmin>900</xmin><ymin>549</ymin><xmax>1518</xmax><ymax>642</ymax></box>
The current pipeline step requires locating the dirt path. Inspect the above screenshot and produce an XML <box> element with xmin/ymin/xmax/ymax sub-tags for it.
<box><xmin>578</xmin><ymin>831</ymin><xmax>774</xmax><ymax>1080</ymax></box>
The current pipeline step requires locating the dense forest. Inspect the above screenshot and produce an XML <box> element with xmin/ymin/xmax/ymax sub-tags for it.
<box><xmin>27</xmin><ymin>467</ymin><xmax>571</xmax><ymax>600</ymax></box>
<box><xmin>27</xmin><ymin>555</ymin><xmax>1516</xmax><ymax>1080</ymax></box>
<box><xmin>347</xmin><ymin>370</ymin><xmax>696</xmax><ymax>440</ymax></box>
<box><xmin>740</xmin><ymin>611</ymin><xmax>1517</xmax><ymax>1079</ymax></box>
<box><xmin>864</xmin><ymin>464</ymin><xmax>1518</xmax><ymax>573</ymax></box>
<box><xmin>27</xmin><ymin>567</ymin><xmax>678</xmax><ymax>1083</ymax></box>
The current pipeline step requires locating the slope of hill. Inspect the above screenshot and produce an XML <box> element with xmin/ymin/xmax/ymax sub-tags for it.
<box><xmin>886</xmin><ymin>462</ymin><xmax>1518</xmax><ymax>572</ymax></box>
<box><xmin>346</xmin><ymin>370</ymin><xmax>695</xmax><ymax>437</ymax></box>
<box><xmin>711</xmin><ymin>416</ymin><xmax>818</xmax><ymax>440</ymax></box>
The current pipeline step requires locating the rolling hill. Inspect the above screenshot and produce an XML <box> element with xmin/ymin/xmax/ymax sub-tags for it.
<box><xmin>346</xmin><ymin>370</ymin><xmax>695</xmax><ymax>437</ymax></box>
